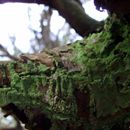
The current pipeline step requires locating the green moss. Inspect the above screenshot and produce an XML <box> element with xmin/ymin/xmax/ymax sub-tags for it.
<box><xmin>0</xmin><ymin>16</ymin><xmax>130</xmax><ymax>129</ymax></box>
<box><xmin>0</xmin><ymin>61</ymin><xmax>49</xmax><ymax>109</ymax></box>
<box><xmin>0</xmin><ymin>61</ymin><xmax>77</xmax><ymax>122</ymax></box>
<box><xmin>47</xmin><ymin>68</ymin><xmax>77</xmax><ymax>121</ymax></box>
<box><xmin>71</xmin><ymin>16</ymin><xmax>130</xmax><ymax>128</ymax></box>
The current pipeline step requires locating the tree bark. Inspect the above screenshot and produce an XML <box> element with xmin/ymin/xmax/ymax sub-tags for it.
<box><xmin>0</xmin><ymin>15</ymin><xmax>130</xmax><ymax>130</ymax></box>
<box><xmin>0</xmin><ymin>0</ymin><xmax>103</xmax><ymax>37</ymax></box>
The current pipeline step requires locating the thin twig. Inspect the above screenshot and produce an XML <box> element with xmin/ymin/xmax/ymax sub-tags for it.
<box><xmin>0</xmin><ymin>44</ymin><xmax>19</xmax><ymax>61</ymax></box>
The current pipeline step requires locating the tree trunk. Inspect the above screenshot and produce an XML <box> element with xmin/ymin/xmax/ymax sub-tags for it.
<box><xmin>0</xmin><ymin>15</ymin><xmax>130</xmax><ymax>130</ymax></box>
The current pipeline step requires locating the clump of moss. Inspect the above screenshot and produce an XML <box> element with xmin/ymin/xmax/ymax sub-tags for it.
<box><xmin>0</xmin><ymin>61</ymin><xmax>49</xmax><ymax>109</ymax></box>
<box><xmin>72</xmin><ymin>15</ymin><xmax>130</xmax><ymax>129</ymax></box>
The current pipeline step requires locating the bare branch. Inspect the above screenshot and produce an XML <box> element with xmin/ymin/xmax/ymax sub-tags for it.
<box><xmin>0</xmin><ymin>44</ymin><xmax>19</xmax><ymax>61</ymax></box>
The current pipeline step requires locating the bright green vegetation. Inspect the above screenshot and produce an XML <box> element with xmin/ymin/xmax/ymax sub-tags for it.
<box><xmin>72</xmin><ymin>15</ymin><xmax>130</xmax><ymax>129</ymax></box>
<box><xmin>0</xmin><ymin>15</ymin><xmax>130</xmax><ymax>129</ymax></box>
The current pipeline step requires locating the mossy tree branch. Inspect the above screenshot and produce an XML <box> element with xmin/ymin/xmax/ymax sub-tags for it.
<box><xmin>0</xmin><ymin>16</ymin><xmax>130</xmax><ymax>130</ymax></box>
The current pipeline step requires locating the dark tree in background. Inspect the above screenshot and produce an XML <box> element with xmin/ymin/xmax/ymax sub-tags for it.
<box><xmin>0</xmin><ymin>0</ymin><xmax>129</xmax><ymax>35</ymax></box>
<box><xmin>0</xmin><ymin>0</ymin><xmax>104</xmax><ymax>59</ymax></box>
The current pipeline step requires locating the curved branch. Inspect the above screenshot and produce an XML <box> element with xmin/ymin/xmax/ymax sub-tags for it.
<box><xmin>50</xmin><ymin>0</ymin><xmax>103</xmax><ymax>37</ymax></box>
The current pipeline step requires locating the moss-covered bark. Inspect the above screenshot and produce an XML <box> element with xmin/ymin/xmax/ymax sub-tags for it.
<box><xmin>0</xmin><ymin>15</ymin><xmax>130</xmax><ymax>130</ymax></box>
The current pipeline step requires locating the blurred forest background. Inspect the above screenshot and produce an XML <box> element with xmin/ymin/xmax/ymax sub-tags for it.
<box><xmin>0</xmin><ymin>0</ymin><xmax>107</xmax><ymax>60</ymax></box>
